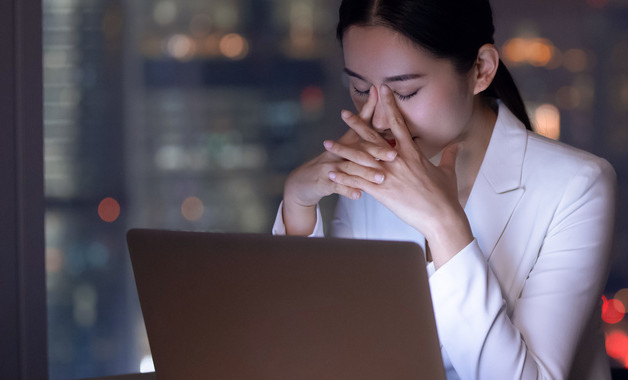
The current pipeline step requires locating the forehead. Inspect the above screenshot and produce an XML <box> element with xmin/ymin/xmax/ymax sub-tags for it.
<box><xmin>342</xmin><ymin>25</ymin><xmax>440</xmax><ymax>80</ymax></box>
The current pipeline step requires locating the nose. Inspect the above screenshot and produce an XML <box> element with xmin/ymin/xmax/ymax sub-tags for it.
<box><xmin>371</xmin><ymin>99</ymin><xmax>387</xmax><ymax>132</ymax></box>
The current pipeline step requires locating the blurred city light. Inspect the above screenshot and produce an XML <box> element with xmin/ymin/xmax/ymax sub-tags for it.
<box><xmin>98</xmin><ymin>197</ymin><xmax>120</xmax><ymax>223</ymax></box>
<box><xmin>533</xmin><ymin>104</ymin><xmax>561</xmax><ymax>140</ymax></box>
<box><xmin>502</xmin><ymin>37</ymin><xmax>556</xmax><ymax>67</ymax></box>
<box><xmin>219</xmin><ymin>33</ymin><xmax>249</xmax><ymax>60</ymax></box>
<box><xmin>603</xmin><ymin>295</ymin><xmax>626</xmax><ymax>324</ymax></box>
<box><xmin>181</xmin><ymin>196</ymin><xmax>205</xmax><ymax>222</ymax></box>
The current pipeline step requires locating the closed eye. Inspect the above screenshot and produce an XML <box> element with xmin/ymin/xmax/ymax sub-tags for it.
<box><xmin>396</xmin><ymin>90</ymin><xmax>419</xmax><ymax>101</ymax></box>
<box><xmin>352</xmin><ymin>87</ymin><xmax>370</xmax><ymax>97</ymax></box>
<box><xmin>352</xmin><ymin>87</ymin><xmax>419</xmax><ymax>101</ymax></box>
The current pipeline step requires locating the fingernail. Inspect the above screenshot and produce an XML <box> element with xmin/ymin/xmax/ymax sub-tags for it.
<box><xmin>341</xmin><ymin>110</ymin><xmax>352</xmax><ymax>119</ymax></box>
<box><xmin>387</xmin><ymin>151</ymin><xmax>397</xmax><ymax>160</ymax></box>
<box><xmin>328</xmin><ymin>172</ymin><xmax>336</xmax><ymax>180</ymax></box>
<box><xmin>323</xmin><ymin>140</ymin><xmax>333</xmax><ymax>149</ymax></box>
<box><xmin>374</xmin><ymin>174</ymin><xmax>384</xmax><ymax>183</ymax></box>
<box><xmin>352</xmin><ymin>191</ymin><xmax>361</xmax><ymax>199</ymax></box>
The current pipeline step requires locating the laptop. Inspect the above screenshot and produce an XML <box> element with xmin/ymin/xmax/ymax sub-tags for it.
<box><xmin>127</xmin><ymin>228</ymin><xmax>445</xmax><ymax>380</ymax></box>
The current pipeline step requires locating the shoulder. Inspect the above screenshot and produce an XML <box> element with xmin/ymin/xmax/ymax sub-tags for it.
<box><xmin>522</xmin><ymin>131</ymin><xmax>616</xmax><ymax>190</ymax></box>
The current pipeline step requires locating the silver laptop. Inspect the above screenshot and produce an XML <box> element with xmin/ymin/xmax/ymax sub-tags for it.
<box><xmin>127</xmin><ymin>228</ymin><xmax>445</xmax><ymax>380</ymax></box>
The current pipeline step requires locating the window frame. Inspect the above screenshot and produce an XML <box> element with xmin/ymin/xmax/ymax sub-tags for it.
<box><xmin>0</xmin><ymin>0</ymin><xmax>48</xmax><ymax>378</ymax></box>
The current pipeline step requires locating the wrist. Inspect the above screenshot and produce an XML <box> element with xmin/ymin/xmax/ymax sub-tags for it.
<box><xmin>425</xmin><ymin>207</ymin><xmax>473</xmax><ymax>269</ymax></box>
<box><xmin>282</xmin><ymin>198</ymin><xmax>317</xmax><ymax>236</ymax></box>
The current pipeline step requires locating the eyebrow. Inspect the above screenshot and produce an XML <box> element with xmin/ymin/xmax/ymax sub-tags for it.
<box><xmin>343</xmin><ymin>68</ymin><xmax>424</xmax><ymax>83</ymax></box>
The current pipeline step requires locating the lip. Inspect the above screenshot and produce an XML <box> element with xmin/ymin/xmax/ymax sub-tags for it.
<box><xmin>385</xmin><ymin>139</ymin><xmax>396</xmax><ymax>148</ymax></box>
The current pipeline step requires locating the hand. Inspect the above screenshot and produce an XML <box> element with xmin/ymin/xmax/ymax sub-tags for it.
<box><xmin>325</xmin><ymin>85</ymin><xmax>473</xmax><ymax>268</ymax></box>
<box><xmin>282</xmin><ymin>86</ymin><xmax>397</xmax><ymax>235</ymax></box>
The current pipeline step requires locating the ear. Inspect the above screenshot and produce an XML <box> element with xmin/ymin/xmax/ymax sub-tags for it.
<box><xmin>473</xmin><ymin>44</ymin><xmax>500</xmax><ymax>95</ymax></box>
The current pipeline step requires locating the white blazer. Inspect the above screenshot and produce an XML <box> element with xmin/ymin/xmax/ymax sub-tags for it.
<box><xmin>273</xmin><ymin>103</ymin><xmax>617</xmax><ymax>380</ymax></box>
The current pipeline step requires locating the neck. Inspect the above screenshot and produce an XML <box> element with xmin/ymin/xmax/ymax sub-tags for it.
<box><xmin>455</xmin><ymin>97</ymin><xmax>497</xmax><ymax>207</ymax></box>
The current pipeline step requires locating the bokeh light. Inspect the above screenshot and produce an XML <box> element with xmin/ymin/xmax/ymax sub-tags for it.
<box><xmin>153</xmin><ymin>1</ymin><xmax>177</xmax><ymax>26</ymax></box>
<box><xmin>181</xmin><ymin>196</ymin><xmax>204</xmax><ymax>222</ymax></box>
<box><xmin>605</xmin><ymin>330</ymin><xmax>628</xmax><ymax>367</ymax></box>
<box><xmin>219</xmin><ymin>33</ymin><xmax>249</xmax><ymax>60</ymax></box>
<box><xmin>166</xmin><ymin>34</ymin><xmax>196</xmax><ymax>60</ymax></box>
<box><xmin>98</xmin><ymin>197</ymin><xmax>120</xmax><ymax>223</ymax></box>
<box><xmin>502</xmin><ymin>37</ymin><xmax>555</xmax><ymax>67</ymax></box>
<box><xmin>602</xmin><ymin>295</ymin><xmax>626</xmax><ymax>324</ymax></box>
<box><xmin>533</xmin><ymin>104</ymin><xmax>561</xmax><ymax>140</ymax></box>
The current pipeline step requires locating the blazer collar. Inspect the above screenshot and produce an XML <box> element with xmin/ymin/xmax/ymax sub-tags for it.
<box><xmin>464</xmin><ymin>103</ymin><xmax>528</xmax><ymax>260</ymax></box>
<box><xmin>480</xmin><ymin>102</ymin><xmax>528</xmax><ymax>194</ymax></box>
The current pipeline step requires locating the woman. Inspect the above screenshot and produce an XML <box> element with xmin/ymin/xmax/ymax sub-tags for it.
<box><xmin>273</xmin><ymin>0</ymin><xmax>616</xmax><ymax>378</ymax></box>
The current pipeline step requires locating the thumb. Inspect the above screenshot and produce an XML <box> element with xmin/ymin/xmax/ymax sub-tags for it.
<box><xmin>439</xmin><ymin>143</ymin><xmax>460</xmax><ymax>172</ymax></box>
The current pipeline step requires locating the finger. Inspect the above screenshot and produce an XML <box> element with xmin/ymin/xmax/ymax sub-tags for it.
<box><xmin>341</xmin><ymin>109</ymin><xmax>389</xmax><ymax>147</ymax></box>
<box><xmin>439</xmin><ymin>143</ymin><xmax>460</xmax><ymax>172</ymax></box>
<box><xmin>328</xmin><ymin>178</ymin><xmax>362</xmax><ymax>200</ymax></box>
<box><xmin>358</xmin><ymin>85</ymin><xmax>378</xmax><ymax>121</ymax></box>
<box><xmin>379</xmin><ymin>84</ymin><xmax>415</xmax><ymax>151</ymax></box>
<box><xmin>328</xmin><ymin>171</ymin><xmax>377</xmax><ymax>194</ymax></box>
<box><xmin>361</xmin><ymin>140</ymin><xmax>398</xmax><ymax>161</ymax></box>
<box><xmin>323</xmin><ymin>140</ymin><xmax>381</xmax><ymax>168</ymax></box>
<box><xmin>335</xmin><ymin>160</ymin><xmax>385</xmax><ymax>184</ymax></box>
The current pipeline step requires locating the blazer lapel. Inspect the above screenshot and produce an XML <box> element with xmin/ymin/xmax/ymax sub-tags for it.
<box><xmin>464</xmin><ymin>104</ymin><xmax>528</xmax><ymax>260</ymax></box>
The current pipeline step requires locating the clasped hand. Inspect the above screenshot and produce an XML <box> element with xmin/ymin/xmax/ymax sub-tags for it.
<box><xmin>283</xmin><ymin>85</ymin><xmax>473</xmax><ymax>267</ymax></box>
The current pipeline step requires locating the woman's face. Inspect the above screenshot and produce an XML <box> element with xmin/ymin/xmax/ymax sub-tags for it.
<box><xmin>342</xmin><ymin>25</ymin><xmax>477</xmax><ymax>158</ymax></box>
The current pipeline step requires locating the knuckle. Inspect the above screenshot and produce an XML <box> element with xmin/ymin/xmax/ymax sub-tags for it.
<box><xmin>340</xmin><ymin>160</ymin><xmax>353</xmax><ymax>172</ymax></box>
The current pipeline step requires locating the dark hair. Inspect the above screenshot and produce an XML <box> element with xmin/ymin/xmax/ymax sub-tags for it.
<box><xmin>336</xmin><ymin>0</ymin><xmax>533</xmax><ymax>131</ymax></box>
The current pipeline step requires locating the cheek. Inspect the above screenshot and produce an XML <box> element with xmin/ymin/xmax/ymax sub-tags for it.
<box><xmin>350</xmin><ymin>94</ymin><xmax>367</xmax><ymax>113</ymax></box>
<box><xmin>400</xmin><ymin>87</ymin><xmax>473</xmax><ymax>145</ymax></box>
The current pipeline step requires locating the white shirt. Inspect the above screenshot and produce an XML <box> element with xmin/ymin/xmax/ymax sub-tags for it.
<box><xmin>273</xmin><ymin>103</ymin><xmax>616</xmax><ymax>379</ymax></box>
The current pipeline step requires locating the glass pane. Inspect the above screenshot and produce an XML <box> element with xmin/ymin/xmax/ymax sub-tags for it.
<box><xmin>43</xmin><ymin>0</ymin><xmax>628</xmax><ymax>378</ymax></box>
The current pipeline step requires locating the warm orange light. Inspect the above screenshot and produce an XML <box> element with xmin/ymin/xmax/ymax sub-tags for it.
<box><xmin>181</xmin><ymin>196</ymin><xmax>204</xmax><ymax>222</ymax></box>
<box><xmin>602</xmin><ymin>295</ymin><xmax>626</xmax><ymax>324</ymax></box>
<box><xmin>606</xmin><ymin>330</ymin><xmax>628</xmax><ymax>367</ymax></box>
<box><xmin>219</xmin><ymin>33</ymin><xmax>249</xmax><ymax>60</ymax></box>
<box><xmin>528</xmin><ymin>39</ymin><xmax>553</xmax><ymax>67</ymax></box>
<box><xmin>534</xmin><ymin>104</ymin><xmax>560</xmax><ymax>140</ymax></box>
<box><xmin>502</xmin><ymin>38</ymin><xmax>528</xmax><ymax>64</ymax></box>
<box><xmin>98</xmin><ymin>197</ymin><xmax>120</xmax><ymax>223</ymax></box>
<box><xmin>502</xmin><ymin>37</ymin><xmax>555</xmax><ymax>67</ymax></box>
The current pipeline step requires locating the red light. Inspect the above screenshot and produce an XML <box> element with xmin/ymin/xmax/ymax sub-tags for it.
<box><xmin>98</xmin><ymin>197</ymin><xmax>120</xmax><ymax>223</ymax></box>
<box><xmin>602</xmin><ymin>295</ymin><xmax>626</xmax><ymax>324</ymax></box>
<box><xmin>606</xmin><ymin>330</ymin><xmax>628</xmax><ymax>367</ymax></box>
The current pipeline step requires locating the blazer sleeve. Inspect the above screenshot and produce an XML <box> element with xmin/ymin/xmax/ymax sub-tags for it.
<box><xmin>428</xmin><ymin>159</ymin><xmax>617</xmax><ymax>379</ymax></box>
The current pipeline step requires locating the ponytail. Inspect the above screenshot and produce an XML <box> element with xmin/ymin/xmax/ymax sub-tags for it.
<box><xmin>485</xmin><ymin>60</ymin><xmax>533</xmax><ymax>131</ymax></box>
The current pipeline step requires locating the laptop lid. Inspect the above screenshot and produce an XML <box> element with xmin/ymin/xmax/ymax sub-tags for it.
<box><xmin>127</xmin><ymin>228</ymin><xmax>445</xmax><ymax>380</ymax></box>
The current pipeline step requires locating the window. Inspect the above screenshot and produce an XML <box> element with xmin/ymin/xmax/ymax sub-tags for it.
<box><xmin>43</xmin><ymin>1</ymin><xmax>628</xmax><ymax>378</ymax></box>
